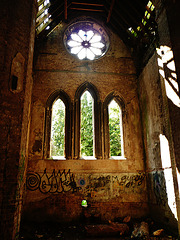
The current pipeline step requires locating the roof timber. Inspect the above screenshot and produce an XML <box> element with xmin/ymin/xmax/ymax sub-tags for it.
<box><xmin>36</xmin><ymin>0</ymin><xmax>157</xmax><ymax>52</ymax></box>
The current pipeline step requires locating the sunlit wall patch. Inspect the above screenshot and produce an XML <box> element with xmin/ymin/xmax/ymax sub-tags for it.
<box><xmin>63</xmin><ymin>21</ymin><xmax>109</xmax><ymax>60</ymax></box>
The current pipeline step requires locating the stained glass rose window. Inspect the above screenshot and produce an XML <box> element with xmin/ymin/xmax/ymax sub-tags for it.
<box><xmin>64</xmin><ymin>21</ymin><xmax>109</xmax><ymax>60</ymax></box>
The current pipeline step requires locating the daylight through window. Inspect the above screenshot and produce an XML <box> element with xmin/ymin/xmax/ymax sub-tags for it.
<box><xmin>50</xmin><ymin>99</ymin><xmax>65</xmax><ymax>158</ymax></box>
<box><xmin>108</xmin><ymin>100</ymin><xmax>123</xmax><ymax>157</ymax></box>
<box><xmin>67</xmin><ymin>30</ymin><xmax>105</xmax><ymax>60</ymax></box>
<box><xmin>64</xmin><ymin>21</ymin><xmax>109</xmax><ymax>61</ymax></box>
<box><xmin>80</xmin><ymin>91</ymin><xmax>94</xmax><ymax>157</ymax></box>
<box><xmin>46</xmin><ymin>87</ymin><xmax>125</xmax><ymax>160</ymax></box>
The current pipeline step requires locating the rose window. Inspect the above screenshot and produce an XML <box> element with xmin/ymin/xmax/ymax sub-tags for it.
<box><xmin>64</xmin><ymin>21</ymin><xmax>109</xmax><ymax>60</ymax></box>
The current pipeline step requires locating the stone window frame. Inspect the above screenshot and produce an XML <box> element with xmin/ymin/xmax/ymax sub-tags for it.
<box><xmin>43</xmin><ymin>90</ymin><xmax>72</xmax><ymax>159</ymax></box>
<box><xmin>73</xmin><ymin>82</ymin><xmax>102</xmax><ymax>159</ymax></box>
<box><xmin>43</xmin><ymin>87</ymin><xmax>126</xmax><ymax>161</ymax></box>
<box><xmin>103</xmin><ymin>92</ymin><xmax>125</xmax><ymax>159</ymax></box>
<box><xmin>63</xmin><ymin>20</ymin><xmax>110</xmax><ymax>61</ymax></box>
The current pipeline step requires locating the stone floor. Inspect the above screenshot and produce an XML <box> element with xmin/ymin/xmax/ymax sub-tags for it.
<box><xmin>19</xmin><ymin>219</ymin><xmax>178</xmax><ymax>240</ymax></box>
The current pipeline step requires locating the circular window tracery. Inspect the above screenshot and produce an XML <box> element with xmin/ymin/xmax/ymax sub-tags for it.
<box><xmin>64</xmin><ymin>21</ymin><xmax>109</xmax><ymax>60</ymax></box>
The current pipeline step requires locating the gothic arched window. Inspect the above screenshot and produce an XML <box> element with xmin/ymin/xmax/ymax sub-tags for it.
<box><xmin>74</xmin><ymin>82</ymin><xmax>102</xmax><ymax>159</ymax></box>
<box><xmin>50</xmin><ymin>98</ymin><xmax>65</xmax><ymax>158</ymax></box>
<box><xmin>44</xmin><ymin>90</ymin><xmax>72</xmax><ymax>159</ymax></box>
<box><xmin>108</xmin><ymin>99</ymin><xmax>124</xmax><ymax>158</ymax></box>
<box><xmin>104</xmin><ymin>93</ymin><xmax>125</xmax><ymax>159</ymax></box>
<box><xmin>80</xmin><ymin>90</ymin><xmax>94</xmax><ymax>158</ymax></box>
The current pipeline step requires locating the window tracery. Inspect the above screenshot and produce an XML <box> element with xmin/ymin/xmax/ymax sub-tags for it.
<box><xmin>64</xmin><ymin>21</ymin><xmax>109</xmax><ymax>60</ymax></box>
<box><xmin>44</xmin><ymin>87</ymin><xmax>125</xmax><ymax>160</ymax></box>
<box><xmin>104</xmin><ymin>93</ymin><xmax>125</xmax><ymax>159</ymax></box>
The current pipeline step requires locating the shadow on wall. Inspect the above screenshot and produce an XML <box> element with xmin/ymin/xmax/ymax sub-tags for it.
<box><xmin>148</xmin><ymin>45</ymin><xmax>180</xmax><ymax>233</ymax></box>
<box><xmin>149</xmin><ymin>168</ymin><xmax>178</xmax><ymax>234</ymax></box>
<box><xmin>156</xmin><ymin>45</ymin><xmax>180</xmax><ymax>205</ymax></box>
<box><xmin>156</xmin><ymin>45</ymin><xmax>180</xmax><ymax>108</ymax></box>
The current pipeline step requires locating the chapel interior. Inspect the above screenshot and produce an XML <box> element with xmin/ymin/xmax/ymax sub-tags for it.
<box><xmin>1</xmin><ymin>0</ymin><xmax>180</xmax><ymax>239</ymax></box>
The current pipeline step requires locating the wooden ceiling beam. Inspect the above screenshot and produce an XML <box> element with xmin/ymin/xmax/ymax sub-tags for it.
<box><xmin>104</xmin><ymin>1</ymin><xmax>134</xmax><ymax>31</ymax></box>
<box><xmin>71</xmin><ymin>2</ymin><xmax>104</xmax><ymax>7</ymax></box>
<box><xmin>69</xmin><ymin>7</ymin><xmax>104</xmax><ymax>12</ymax></box>
<box><xmin>37</xmin><ymin>3</ymin><xmax>51</xmax><ymax>18</ymax></box>
<box><xmin>37</xmin><ymin>18</ymin><xmax>61</xmax><ymax>38</ymax></box>
<box><xmin>119</xmin><ymin>4</ymin><xmax>140</xmax><ymax>27</ymax></box>
<box><xmin>64</xmin><ymin>0</ymin><xmax>67</xmax><ymax>20</ymax></box>
<box><xmin>134</xmin><ymin>0</ymin><xmax>148</xmax><ymax>11</ymax></box>
<box><xmin>124</xmin><ymin>0</ymin><xmax>154</xmax><ymax>35</ymax></box>
<box><xmin>107</xmin><ymin>0</ymin><xmax>115</xmax><ymax>23</ymax></box>
<box><xmin>123</xmin><ymin>0</ymin><xmax>144</xmax><ymax>21</ymax></box>
<box><xmin>104</xmin><ymin>5</ymin><xmax>129</xmax><ymax>32</ymax></box>
<box><xmin>109</xmin><ymin>17</ymin><xmax>136</xmax><ymax>45</ymax></box>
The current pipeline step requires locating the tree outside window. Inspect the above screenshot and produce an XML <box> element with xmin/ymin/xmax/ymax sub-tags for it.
<box><xmin>50</xmin><ymin>99</ymin><xmax>65</xmax><ymax>158</ymax></box>
<box><xmin>46</xmin><ymin>88</ymin><xmax>124</xmax><ymax>160</ymax></box>
<box><xmin>80</xmin><ymin>91</ymin><xmax>94</xmax><ymax>157</ymax></box>
<box><xmin>108</xmin><ymin>100</ymin><xmax>122</xmax><ymax>157</ymax></box>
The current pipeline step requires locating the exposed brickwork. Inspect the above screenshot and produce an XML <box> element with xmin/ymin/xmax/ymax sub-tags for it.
<box><xmin>0</xmin><ymin>0</ymin><xmax>37</xmax><ymax>239</ymax></box>
<box><xmin>24</xmin><ymin>23</ymin><xmax>147</xmax><ymax>223</ymax></box>
<box><xmin>138</xmin><ymin>5</ymin><xmax>180</xmax><ymax>230</ymax></box>
<box><xmin>0</xmin><ymin>0</ymin><xmax>180</xmax><ymax>239</ymax></box>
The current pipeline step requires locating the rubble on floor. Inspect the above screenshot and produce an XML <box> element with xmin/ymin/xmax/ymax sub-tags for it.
<box><xmin>131</xmin><ymin>221</ymin><xmax>149</xmax><ymax>238</ymax></box>
<box><xmin>85</xmin><ymin>222</ymin><xmax>129</xmax><ymax>237</ymax></box>
<box><xmin>19</xmin><ymin>216</ymin><xmax>178</xmax><ymax>240</ymax></box>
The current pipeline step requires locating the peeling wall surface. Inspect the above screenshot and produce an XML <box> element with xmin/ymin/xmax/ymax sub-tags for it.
<box><xmin>23</xmin><ymin>24</ymin><xmax>148</xmax><ymax>223</ymax></box>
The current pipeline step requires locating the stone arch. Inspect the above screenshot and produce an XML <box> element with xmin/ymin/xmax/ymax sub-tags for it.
<box><xmin>44</xmin><ymin>90</ymin><xmax>72</xmax><ymax>159</ymax></box>
<box><xmin>103</xmin><ymin>91</ymin><xmax>125</xmax><ymax>159</ymax></box>
<box><xmin>74</xmin><ymin>82</ymin><xmax>102</xmax><ymax>159</ymax></box>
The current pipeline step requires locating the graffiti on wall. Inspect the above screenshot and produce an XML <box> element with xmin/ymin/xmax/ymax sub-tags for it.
<box><xmin>27</xmin><ymin>170</ymin><xmax>146</xmax><ymax>198</ymax></box>
<box><xmin>88</xmin><ymin>175</ymin><xmax>111</xmax><ymax>188</ymax></box>
<box><xmin>27</xmin><ymin>169</ymin><xmax>81</xmax><ymax>194</ymax></box>
<box><xmin>112</xmin><ymin>172</ymin><xmax>146</xmax><ymax>193</ymax></box>
<box><xmin>83</xmin><ymin>175</ymin><xmax>111</xmax><ymax>199</ymax></box>
<box><xmin>153</xmin><ymin>171</ymin><xmax>167</xmax><ymax>206</ymax></box>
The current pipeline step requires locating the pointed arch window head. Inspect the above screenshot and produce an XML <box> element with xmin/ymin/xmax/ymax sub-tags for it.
<box><xmin>64</xmin><ymin>21</ymin><xmax>109</xmax><ymax>61</ymax></box>
<box><xmin>80</xmin><ymin>91</ymin><xmax>94</xmax><ymax>158</ymax></box>
<box><xmin>50</xmin><ymin>99</ymin><xmax>65</xmax><ymax>159</ymax></box>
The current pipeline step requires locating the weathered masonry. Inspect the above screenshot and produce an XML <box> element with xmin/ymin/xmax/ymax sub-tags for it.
<box><xmin>0</xmin><ymin>0</ymin><xmax>180</xmax><ymax>239</ymax></box>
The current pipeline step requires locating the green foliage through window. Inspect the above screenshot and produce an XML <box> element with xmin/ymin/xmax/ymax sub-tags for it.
<box><xmin>80</xmin><ymin>91</ymin><xmax>94</xmax><ymax>157</ymax></box>
<box><xmin>108</xmin><ymin>100</ymin><xmax>122</xmax><ymax>156</ymax></box>
<box><xmin>50</xmin><ymin>99</ymin><xmax>65</xmax><ymax>157</ymax></box>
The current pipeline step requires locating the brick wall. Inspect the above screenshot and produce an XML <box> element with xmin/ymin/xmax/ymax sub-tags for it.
<box><xmin>23</xmin><ymin>22</ymin><xmax>148</xmax><ymax>223</ymax></box>
<box><xmin>0</xmin><ymin>0</ymin><xmax>36</xmax><ymax>239</ymax></box>
<box><xmin>138</xmin><ymin>2</ymin><xmax>180</xmax><ymax>233</ymax></box>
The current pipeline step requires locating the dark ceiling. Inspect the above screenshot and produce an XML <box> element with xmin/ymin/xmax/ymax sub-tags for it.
<box><xmin>36</xmin><ymin>0</ymin><xmax>157</xmax><ymax>51</ymax></box>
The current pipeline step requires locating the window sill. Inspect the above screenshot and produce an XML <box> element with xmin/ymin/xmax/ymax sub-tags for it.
<box><xmin>46</xmin><ymin>156</ymin><xmax>126</xmax><ymax>161</ymax></box>
<box><xmin>110</xmin><ymin>156</ymin><xmax>126</xmax><ymax>160</ymax></box>
<box><xmin>49</xmin><ymin>156</ymin><xmax>66</xmax><ymax>160</ymax></box>
<box><xmin>80</xmin><ymin>156</ymin><xmax>97</xmax><ymax>160</ymax></box>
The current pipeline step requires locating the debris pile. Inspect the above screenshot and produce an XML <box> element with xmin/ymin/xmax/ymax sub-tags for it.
<box><xmin>19</xmin><ymin>217</ymin><xmax>177</xmax><ymax>239</ymax></box>
<box><xmin>85</xmin><ymin>222</ymin><xmax>129</xmax><ymax>237</ymax></box>
<box><xmin>85</xmin><ymin>216</ymin><xmax>177</xmax><ymax>239</ymax></box>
